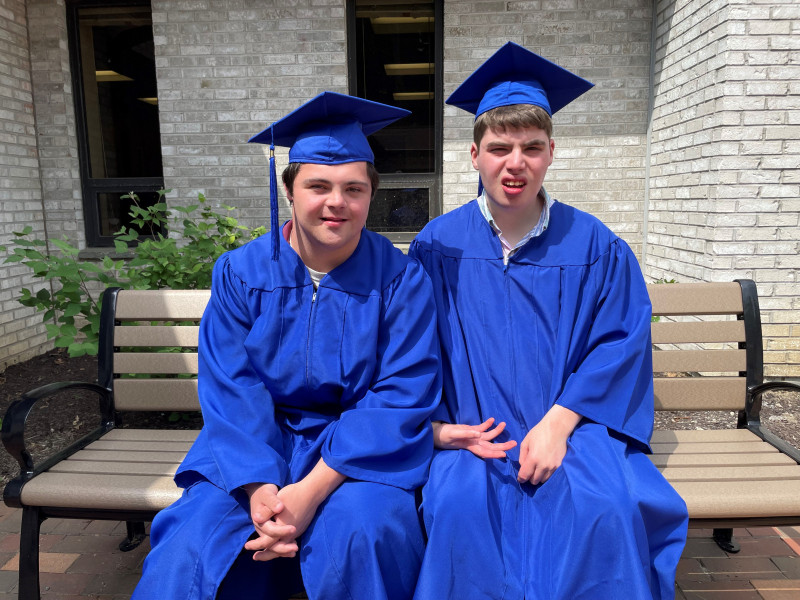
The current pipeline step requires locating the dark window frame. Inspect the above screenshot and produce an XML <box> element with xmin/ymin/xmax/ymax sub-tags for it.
<box><xmin>346</xmin><ymin>0</ymin><xmax>443</xmax><ymax>243</ymax></box>
<box><xmin>66</xmin><ymin>0</ymin><xmax>163</xmax><ymax>247</ymax></box>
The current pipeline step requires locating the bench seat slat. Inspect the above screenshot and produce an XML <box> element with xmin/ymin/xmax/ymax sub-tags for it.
<box><xmin>114</xmin><ymin>379</ymin><xmax>200</xmax><ymax>411</ymax></box>
<box><xmin>648</xmin><ymin>453</ymin><xmax>797</xmax><ymax>468</ymax></box>
<box><xmin>66</xmin><ymin>450</ymin><xmax>189</xmax><ymax>463</ymax></box>
<box><xmin>103</xmin><ymin>429</ymin><xmax>199</xmax><ymax>443</ymax></box>
<box><xmin>651</xmin><ymin>320</ymin><xmax>745</xmax><ymax>344</ymax></box>
<box><xmin>654</xmin><ymin>377</ymin><xmax>745</xmax><ymax>411</ymax></box>
<box><xmin>648</xmin><ymin>282</ymin><xmax>743</xmax><ymax>316</ymax></box>
<box><xmin>650</xmin><ymin>429</ymin><xmax>756</xmax><ymax>443</ymax></box>
<box><xmin>652</xmin><ymin>349</ymin><xmax>746</xmax><ymax>373</ymax></box>
<box><xmin>651</xmin><ymin>441</ymin><xmax>779</xmax><ymax>454</ymax></box>
<box><xmin>114</xmin><ymin>290</ymin><xmax>211</xmax><ymax>321</ymax></box>
<box><xmin>84</xmin><ymin>440</ymin><xmax>195</xmax><ymax>452</ymax></box>
<box><xmin>20</xmin><ymin>473</ymin><xmax>181</xmax><ymax>511</ymax></box>
<box><xmin>50</xmin><ymin>461</ymin><xmax>179</xmax><ymax>476</ymax></box>
<box><xmin>114</xmin><ymin>326</ymin><xmax>200</xmax><ymax>347</ymax></box>
<box><xmin>671</xmin><ymin>480</ymin><xmax>800</xmax><ymax>520</ymax></box>
<box><xmin>660</xmin><ymin>465</ymin><xmax>800</xmax><ymax>482</ymax></box>
<box><xmin>114</xmin><ymin>352</ymin><xmax>199</xmax><ymax>375</ymax></box>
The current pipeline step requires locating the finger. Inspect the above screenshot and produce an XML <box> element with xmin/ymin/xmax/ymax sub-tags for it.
<box><xmin>254</xmin><ymin>520</ymin><xmax>296</xmax><ymax>540</ymax></box>
<box><xmin>474</xmin><ymin>417</ymin><xmax>496</xmax><ymax>432</ymax></box>
<box><xmin>446</xmin><ymin>427</ymin><xmax>482</xmax><ymax>442</ymax></box>
<box><xmin>482</xmin><ymin>420</ymin><xmax>507</xmax><ymax>441</ymax></box>
<box><xmin>252</xmin><ymin>540</ymin><xmax>299</xmax><ymax>562</ymax></box>
<box><xmin>470</xmin><ymin>446</ymin><xmax>510</xmax><ymax>459</ymax></box>
<box><xmin>517</xmin><ymin>456</ymin><xmax>534</xmax><ymax>482</ymax></box>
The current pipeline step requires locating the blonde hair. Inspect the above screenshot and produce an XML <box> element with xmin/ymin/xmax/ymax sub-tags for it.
<box><xmin>473</xmin><ymin>104</ymin><xmax>553</xmax><ymax>147</ymax></box>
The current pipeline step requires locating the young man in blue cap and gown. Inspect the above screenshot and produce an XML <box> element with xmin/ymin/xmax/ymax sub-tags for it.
<box><xmin>410</xmin><ymin>42</ymin><xmax>688</xmax><ymax>599</ymax></box>
<box><xmin>131</xmin><ymin>92</ymin><xmax>441</xmax><ymax>600</ymax></box>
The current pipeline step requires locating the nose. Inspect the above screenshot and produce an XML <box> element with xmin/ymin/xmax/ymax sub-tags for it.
<box><xmin>506</xmin><ymin>147</ymin><xmax>524</xmax><ymax>170</ymax></box>
<box><xmin>326</xmin><ymin>187</ymin><xmax>346</xmax><ymax>207</ymax></box>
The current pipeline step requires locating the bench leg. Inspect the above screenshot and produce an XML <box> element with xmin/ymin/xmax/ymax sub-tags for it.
<box><xmin>119</xmin><ymin>521</ymin><xmax>147</xmax><ymax>552</ymax></box>
<box><xmin>19</xmin><ymin>506</ymin><xmax>42</xmax><ymax>600</ymax></box>
<box><xmin>713</xmin><ymin>528</ymin><xmax>740</xmax><ymax>553</ymax></box>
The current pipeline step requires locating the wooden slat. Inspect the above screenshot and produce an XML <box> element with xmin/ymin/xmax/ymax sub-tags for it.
<box><xmin>661</xmin><ymin>465</ymin><xmax>800</xmax><ymax>482</ymax></box>
<box><xmin>113</xmin><ymin>379</ymin><xmax>200</xmax><ymax>411</ymax></box>
<box><xmin>115</xmin><ymin>289</ymin><xmax>210</xmax><ymax>321</ymax></box>
<box><xmin>651</xmin><ymin>320</ymin><xmax>745</xmax><ymax>344</ymax></box>
<box><xmin>652</xmin><ymin>349</ymin><xmax>746</xmax><ymax>373</ymax></box>
<box><xmin>103</xmin><ymin>429</ymin><xmax>199</xmax><ymax>443</ymax></box>
<box><xmin>648</xmin><ymin>282</ymin><xmax>743</xmax><ymax>316</ymax></box>
<box><xmin>50</xmin><ymin>461</ymin><xmax>179</xmax><ymax>476</ymax></box>
<box><xmin>67</xmin><ymin>450</ymin><xmax>189</xmax><ymax>463</ymax></box>
<box><xmin>114</xmin><ymin>325</ymin><xmax>200</xmax><ymax>347</ymax></box>
<box><xmin>84</xmin><ymin>439</ymin><xmax>194</xmax><ymax>452</ymax></box>
<box><xmin>651</xmin><ymin>429</ymin><xmax>757</xmax><ymax>443</ymax></box>
<box><xmin>114</xmin><ymin>352</ymin><xmax>199</xmax><ymax>374</ymax></box>
<box><xmin>671</xmin><ymin>480</ymin><xmax>800</xmax><ymax>520</ymax></box>
<box><xmin>653</xmin><ymin>376</ymin><xmax>745</xmax><ymax>411</ymax></box>
<box><xmin>20</xmin><ymin>473</ymin><xmax>181</xmax><ymax>511</ymax></box>
<box><xmin>651</xmin><ymin>441</ymin><xmax>779</xmax><ymax>455</ymax></box>
<box><xmin>649</xmin><ymin>453</ymin><xmax>797</xmax><ymax>468</ymax></box>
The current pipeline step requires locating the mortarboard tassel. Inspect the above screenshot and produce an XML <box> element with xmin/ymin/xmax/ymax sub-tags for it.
<box><xmin>269</xmin><ymin>143</ymin><xmax>280</xmax><ymax>261</ymax></box>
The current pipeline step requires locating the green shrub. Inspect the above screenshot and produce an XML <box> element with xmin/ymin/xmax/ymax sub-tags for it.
<box><xmin>1</xmin><ymin>191</ymin><xmax>266</xmax><ymax>357</ymax></box>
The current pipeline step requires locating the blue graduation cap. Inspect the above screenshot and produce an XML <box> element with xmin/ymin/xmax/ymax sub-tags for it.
<box><xmin>446</xmin><ymin>41</ymin><xmax>594</xmax><ymax>118</ymax></box>
<box><xmin>249</xmin><ymin>91</ymin><xmax>410</xmax><ymax>259</ymax></box>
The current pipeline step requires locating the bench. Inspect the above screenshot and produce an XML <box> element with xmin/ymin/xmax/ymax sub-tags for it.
<box><xmin>648</xmin><ymin>279</ymin><xmax>800</xmax><ymax>552</ymax></box>
<box><xmin>2</xmin><ymin>287</ymin><xmax>207</xmax><ymax>600</ymax></box>
<box><xmin>3</xmin><ymin>280</ymin><xmax>800</xmax><ymax>598</ymax></box>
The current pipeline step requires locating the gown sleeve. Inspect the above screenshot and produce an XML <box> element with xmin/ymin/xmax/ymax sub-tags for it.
<box><xmin>319</xmin><ymin>260</ymin><xmax>442</xmax><ymax>490</ymax></box>
<box><xmin>193</xmin><ymin>254</ymin><xmax>289</xmax><ymax>492</ymax></box>
<box><xmin>554</xmin><ymin>239</ymin><xmax>655</xmax><ymax>449</ymax></box>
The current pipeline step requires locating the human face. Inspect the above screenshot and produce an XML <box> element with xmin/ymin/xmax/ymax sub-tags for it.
<box><xmin>287</xmin><ymin>161</ymin><xmax>372</xmax><ymax>272</ymax></box>
<box><xmin>470</xmin><ymin>126</ymin><xmax>554</xmax><ymax>223</ymax></box>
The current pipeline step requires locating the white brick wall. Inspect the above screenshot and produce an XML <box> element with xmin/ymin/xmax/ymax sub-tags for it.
<box><xmin>152</xmin><ymin>0</ymin><xmax>348</xmax><ymax>228</ymax></box>
<box><xmin>0</xmin><ymin>0</ymin><xmax>50</xmax><ymax>369</ymax></box>
<box><xmin>442</xmin><ymin>0</ymin><xmax>653</xmax><ymax>256</ymax></box>
<box><xmin>647</xmin><ymin>0</ymin><xmax>800</xmax><ymax>378</ymax></box>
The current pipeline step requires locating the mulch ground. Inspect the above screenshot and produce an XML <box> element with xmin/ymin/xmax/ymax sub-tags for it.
<box><xmin>0</xmin><ymin>349</ymin><xmax>202</xmax><ymax>486</ymax></box>
<box><xmin>0</xmin><ymin>348</ymin><xmax>798</xmax><ymax>487</ymax></box>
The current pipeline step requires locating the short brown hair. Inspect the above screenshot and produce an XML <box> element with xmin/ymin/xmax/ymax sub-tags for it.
<box><xmin>473</xmin><ymin>104</ymin><xmax>553</xmax><ymax>147</ymax></box>
<box><xmin>282</xmin><ymin>162</ymin><xmax>380</xmax><ymax>201</ymax></box>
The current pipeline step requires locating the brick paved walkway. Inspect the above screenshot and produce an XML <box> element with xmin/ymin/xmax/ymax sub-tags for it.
<box><xmin>0</xmin><ymin>502</ymin><xmax>798</xmax><ymax>599</ymax></box>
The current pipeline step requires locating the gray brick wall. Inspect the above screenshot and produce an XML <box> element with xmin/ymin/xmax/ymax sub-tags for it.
<box><xmin>151</xmin><ymin>0</ymin><xmax>348</xmax><ymax>228</ymax></box>
<box><xmin>647</xmin><ymin>0</ymin><xmax>800</xmax><ymax>378</ymax></box>
<box><xmin>442</xmin><ymin>0</ymin><xmax>653</xmax><ymax>257</ymax></box>
<box><xmin>27</xmin><ymin>0</ymin><xmax>84</xmax><ymax>248</ymax></box>
<box><xmin>0</xmin><ymin>0</ymin><xmax>50</xmax><ymax>369</ymax></box>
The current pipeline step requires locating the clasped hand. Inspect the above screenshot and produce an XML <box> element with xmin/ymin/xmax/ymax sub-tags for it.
<box><xmin>243</xmin><ymin>482</ymin><xmax>319</xmax><ymax>561</ymax></box>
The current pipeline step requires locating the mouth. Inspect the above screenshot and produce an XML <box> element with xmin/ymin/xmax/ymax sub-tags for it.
<box><xmin>502</xmin><ymin>179</ymin><xmax>526</xmax><ymax>191</ymax></box>
<box><xmin>321</xmin><ymin>217</ymin><xmax>347</xmax><ymax>224</ymax></box>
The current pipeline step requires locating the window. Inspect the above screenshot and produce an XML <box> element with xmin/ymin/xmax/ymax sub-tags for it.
<box><xmin>347</xmin><ymin>0</ymin><xmax>443</xmax><ymax>241</ymax></box>
<box><xmin>67</xmin><ymin>0</ymin><xmax>163</xmax><ymax>246</ymax></box>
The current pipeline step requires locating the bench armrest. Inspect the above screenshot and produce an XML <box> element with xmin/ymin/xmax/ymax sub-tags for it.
<box><xmin>745</xmin><ymin>381</ymin><xmax>800</xmax><ymax>464</ymax></box>
<box><xmin>1</xmin><ymin>381</ymin><xmax>113</xmax><ymax>481</ymax></box>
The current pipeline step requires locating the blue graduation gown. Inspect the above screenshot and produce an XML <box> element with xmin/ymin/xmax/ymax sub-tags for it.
<box><xmin>134</xmin><ymin>228</ymin><xmax>441</xmax><ymax>600</ymax></box>
<box><xmin>409</xmin><ymin>200</ymin><xmax>688</xmax><ymax>600</ymax></box>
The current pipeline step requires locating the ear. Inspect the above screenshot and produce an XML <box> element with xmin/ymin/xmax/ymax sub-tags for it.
<box><xmin>470</xmin><ymin>142</ymin><xmax>479</xmax><ymax>170</ymax></box>
<box><xmin>283</xmin><ymin>184</ymin><xmax>293</xmax><ymax>205</ymax></box>
<box><xmin>548</xmin><ymin>138</ymin><xmax>555</xmax><ymax>166</ymax></box>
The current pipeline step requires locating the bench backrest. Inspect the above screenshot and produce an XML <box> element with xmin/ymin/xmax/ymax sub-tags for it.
<box><xmin>648</xmin><ymin>279</ymin><xmax>761</xmax><ymax>418</ymax></box>
<box><xmin>100</xmin><ymin>280</ymin><xmax>762</xmax><ymax>418</ymax></box>
<box><xmin>99</xmin><ymin>288</ymin><xmax>211</xmax><ymax>414</ymax></box>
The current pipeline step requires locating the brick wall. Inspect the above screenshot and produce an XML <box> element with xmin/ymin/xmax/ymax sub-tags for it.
<box><xmin>0</xmin><ymin>0</ymin><xmax>49</xmax><ymax>369</ymax></box>
<box><xmin>647</xmin><ymin>0</ymin><xmax>800</xmax><ymax>378</ymax></box>
<box><xmin>151</xmin><ymin>0</ymin><xmax>348</xmax><ymax>229</ymax></box>
<box><xmin>441</xmin><ymin>0</ymin><xmax>653</xmax><ymax>256</ymax></box>
<box><xmin>26</xmin><ymin>0</ymin><xmax>84</xmax><ymax>247</ymax></box>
